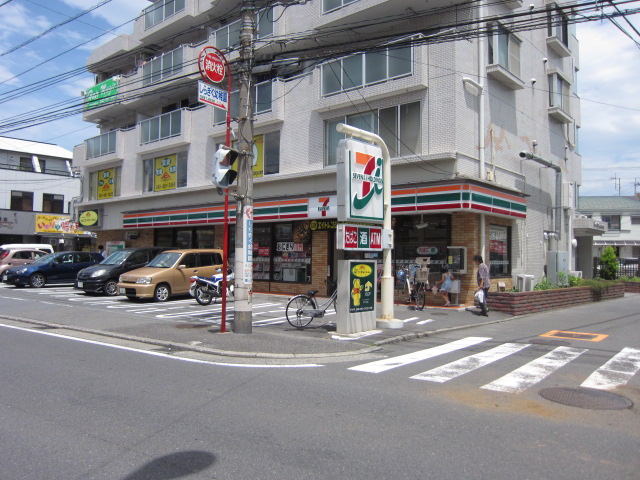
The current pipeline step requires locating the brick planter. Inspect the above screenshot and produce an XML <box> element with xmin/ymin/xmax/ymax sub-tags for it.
<box><xmin>624</xmin><ymin>281</ymin><xmax>640</xmax><ymax>293</ymax></box>
<box><xmin>487</xmin><ymin>284</ymin><xmax>625</xmax><ymax>316</ymax></box>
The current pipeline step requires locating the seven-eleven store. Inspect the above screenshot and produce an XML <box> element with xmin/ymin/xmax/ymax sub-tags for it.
<box><xmin>121</xmin><ymin>179</ymin><xmax>526</xmax><ymax>307</ymax></box>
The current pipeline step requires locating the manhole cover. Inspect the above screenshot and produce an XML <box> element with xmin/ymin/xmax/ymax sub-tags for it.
<box><xmin>530</xmin><ymin>338</ymin><xmax>570</xmax><ymax>347</ymax></box>
<box><xmin>539</xmin><ymin>387</ymin><xmax>633</xmax><ymax>410</ymax></box>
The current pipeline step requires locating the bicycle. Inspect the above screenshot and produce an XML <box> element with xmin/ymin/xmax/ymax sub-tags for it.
<box><xmin>404</xmin><ymin>263</ymin><xmax>428</xmax><ymax>310</ymax></box>
<box><xmin>286</xmin><ymin>281</ymin><xmax>337</xmax><ymax>329</ymax></box>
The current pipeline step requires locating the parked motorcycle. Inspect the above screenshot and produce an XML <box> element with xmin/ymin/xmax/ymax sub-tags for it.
<box><xmin>189</xmin><ymin>268</ymin><xmax>234</xmax><ymax>305</ymax></box>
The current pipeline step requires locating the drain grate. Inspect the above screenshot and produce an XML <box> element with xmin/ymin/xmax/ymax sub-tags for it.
<box><xmin>539</xmin><ymin>387</ymin><xmax>633</xmax><ymax>410</ymax></box>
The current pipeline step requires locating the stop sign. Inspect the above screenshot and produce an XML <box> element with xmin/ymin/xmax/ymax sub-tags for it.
<box><xmin>199</xmin><ymin>47</ymin><xmax>226</xmax><ymax>84</ymax></box>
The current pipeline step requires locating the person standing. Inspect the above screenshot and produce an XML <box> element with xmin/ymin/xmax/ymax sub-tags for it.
<box><xmin>473</xmin><ymin>255</ymin><xmax>490</xmax><ymax>316</ymax></box>
<box><xmin>436</xmin><ymin>267</ymin><xmax>455</xmax><ymax>307</ymax></box>
<box><xmin>98</xmin><ymin>245</ymin><xmax>107</xmax><ymax>259</ymax></box>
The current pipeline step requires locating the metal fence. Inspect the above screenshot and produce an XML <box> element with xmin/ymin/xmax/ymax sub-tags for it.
<box><xmin>593</xmin><ymin>258</ymin><xmax>639</xmax><ymax>279</ymax></box>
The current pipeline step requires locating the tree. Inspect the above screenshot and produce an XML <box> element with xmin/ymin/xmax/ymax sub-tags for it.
<box><xmin>599</xmin><ymin>246</ymin><xmax>619</xmax><ymax>280</ymax></box>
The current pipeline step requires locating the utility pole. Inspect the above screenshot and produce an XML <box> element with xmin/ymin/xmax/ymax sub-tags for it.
<box><xmin>610</xmin><ymin>174</ymin><xmax>621</xmax><ymax>196</ymax></box>
<box><xmin>233</xmin><ymin>0</ymin><xmax>255</xmax><ymax>334</ymax></box>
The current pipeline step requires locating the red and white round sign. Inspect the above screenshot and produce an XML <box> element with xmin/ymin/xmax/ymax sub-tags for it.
<box><xmin>199</xmin><ymin>47</ymin><xmax>226</xmax><ymax>84</ymax></box>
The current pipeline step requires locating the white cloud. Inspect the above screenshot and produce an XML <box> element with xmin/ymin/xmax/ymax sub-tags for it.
<box><xmin>61</xmin><ymin>0</ymin><xmax>150</xmax><ymax>28</ymax></box>
<box><xmin>577</xmin><ymin>20</ymin><xmax>640</xmax><ymax>196</ymax></box>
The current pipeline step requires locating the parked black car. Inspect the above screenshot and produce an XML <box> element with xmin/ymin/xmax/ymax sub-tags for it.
<box><xmin>75</xmin><ymin>247</ymin><xmax>169</xmax><ymax>296</ymax></box>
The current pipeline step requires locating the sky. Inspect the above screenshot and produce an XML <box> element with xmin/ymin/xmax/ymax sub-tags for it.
<box><xmin>0</xmin><ymin>0</ymin><xmax>639</xmax><ymax>198</ymax></box>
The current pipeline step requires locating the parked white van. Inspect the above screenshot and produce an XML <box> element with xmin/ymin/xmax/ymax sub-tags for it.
<box><xmin>0</xmin><ymin>244</ymin><xmax>55</xmax><ymax>254</ymax></box>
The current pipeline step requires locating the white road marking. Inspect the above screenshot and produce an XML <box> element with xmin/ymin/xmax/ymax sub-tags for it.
<box><xmin>0</xmin><ymin>323</ymin><xmax>323</xmax><ymax>368</ymax></box>
<box><xmin>580</xmin><ymin>347</ymin><xmax>640</xmax><ymax>390</ymax></box>
<box><xmin>417</xmin><ymin>319</ymin><xmax>434</xmax><ymax>325</ymax></box>
<box><xmin>481</xmin><ymin>346</ymin><xmax>587</xmax><ymax>393</ymax></box>
<box><xmin>411</xmin><ymin>343</ymin><xmax>529</xmax><ymax>383</ymax></box>
<box><xmin>348</xmin><ymin>337</ymin><xmax>492</xmax><ymax>374</ymax></box>
<box><xmin>332</xmin><ymin>330</ymin><xmax>383</xmax><ymax>341</ymax></box>
<box><xmin>403</xmin><ymin>317</ymin><xmax>420</xmax><ymax>323</ymax></box>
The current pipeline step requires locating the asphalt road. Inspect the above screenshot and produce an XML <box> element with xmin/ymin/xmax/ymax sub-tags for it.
<box><xmin>1</xmin><ymin>285</ymin><xmax>639</xmax><ymax>479</ymax></box>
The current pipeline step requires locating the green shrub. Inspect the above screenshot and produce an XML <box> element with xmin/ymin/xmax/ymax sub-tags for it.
<box><xmin>533</xmin><ymin>277</ymin><xmax>554</xmax><ymax>290</ymax></box>
<box><xmin>598</xmin><ymin>246</ymin><xmax>619</xmax><ymax>280</ymax></box>
<box><xmin>568</xmin><ymin>275</ymin><xmax>583</xmax><ymax>287</ymax></box>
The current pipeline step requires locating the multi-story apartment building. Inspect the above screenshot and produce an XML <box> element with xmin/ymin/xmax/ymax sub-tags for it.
<box><xmin>0</xmin><ymin>136</ymin><xmax>91</xmax><ymax>250</ymax></box>
<box><xmin>73</xmin><ymin>0</ymin><xmax>592</xmax><ymax>304</ymax></box>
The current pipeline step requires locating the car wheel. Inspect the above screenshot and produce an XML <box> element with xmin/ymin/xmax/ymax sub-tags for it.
<box><xmin>153</xmin><ymin>284</ymin><xmax>171</xmax><ymax>302</ymax></box>
<box><xmin>103</xmin><ymin>280</ymin><xmax>118</xmax><ymax>296</ymax></box>
<box><xmin>29</xmin><ymin>273</ymin><xmax>46</xmax><ymax>288</ymax></box>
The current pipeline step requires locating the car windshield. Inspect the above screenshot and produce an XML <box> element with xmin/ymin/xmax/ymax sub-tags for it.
<box><xmin>31</xmin><ymin>253</ymin><xmax>55</xmax><ymax>265</ymax></box>
<box><xmin>101</xmin><ymin>250</ymin><xmax>131</xmax><ymax>265</ymax></box>
<box><xmin>146</xmin><ymin>252</ymin><xmax>180</xmax><ymax>268</ymax></box>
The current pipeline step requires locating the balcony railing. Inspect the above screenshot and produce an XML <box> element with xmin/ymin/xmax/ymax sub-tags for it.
<box><xmin>85</xmin><ymin>131</ymin><xmax>116</xmax><ymax>159</ymax></box>
<box><xmin>139</xmin><ymin>109</ymin><xmax>182</xmax><ymax>144</ymax></box>
<box><xmin>0</xmin><ymin>163</ymin><xmax>71</xmax><ymax>176</ymax></box>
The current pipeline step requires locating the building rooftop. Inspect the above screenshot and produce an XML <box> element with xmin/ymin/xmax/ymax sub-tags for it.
<box><xmin>0</xmin><ymin>136</ymin><xmax>72</xmax><ymax>160</ymax></box>
<box><xmin>578</xmin><ymin>196</ymin><xmax>640</xmax><ymax>213</ymax></box>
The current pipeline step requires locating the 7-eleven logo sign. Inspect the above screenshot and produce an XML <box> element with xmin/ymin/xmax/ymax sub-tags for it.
<box><xmin>337</xmin><ymin>138</ymin><xmax>384</xmax><ymax>223</ymax></box>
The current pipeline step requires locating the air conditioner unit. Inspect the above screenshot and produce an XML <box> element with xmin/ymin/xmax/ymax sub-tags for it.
<box><xmin>516</xmin><ymin>274</ymin><xmax>535</xmax><ymax>291</ymax></box>
<box><xmin>569</xmin><ymin>270</ymin><xmax>582</xmax><ymax>278</ymax></box>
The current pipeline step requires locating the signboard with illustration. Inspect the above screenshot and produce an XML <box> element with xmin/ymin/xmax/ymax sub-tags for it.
<box><xmin>154</xmin><ymin>154</ymin><xmax>177</xmax><ymax>191</ymax></box>
<box><xmin>97</xmin><ymin>168</ymin><xmax>115</xmax><ymax>199</ymax></box>
<box><xmin>36</xmin><ymin>214</ymin><xmax>91</xmax><ymax>235</ymax></box>
<box><xmin>337</xmin><ymin>138</ymin><xmax>384</xmax><ymax>224</ymax></box>
<box><xmin>336</xmin><ymin>260</ymin><xmax>377</xmax><ymax>334</ymax></box>
<box><xmin>78</xmin><ymin>210</ymin><xmax>100</xmax><ymax>227</ymax></box>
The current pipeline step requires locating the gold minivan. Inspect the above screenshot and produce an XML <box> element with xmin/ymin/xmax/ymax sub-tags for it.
<box><xmin>117</xmin><ymin>249</ymin><xmax>223</xmax><ymax>301</ymax></box>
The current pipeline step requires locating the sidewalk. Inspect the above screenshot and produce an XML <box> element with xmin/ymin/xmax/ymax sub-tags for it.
<box><xmin>4</xmin><ymin>293</ymin><xmax>516</xmax><ymax>360</ymax></box>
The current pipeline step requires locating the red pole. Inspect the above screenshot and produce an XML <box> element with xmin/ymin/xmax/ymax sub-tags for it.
<box><xmin>199</xmin><ymin>46</ymin><xmax>232</xmax><ymax>333</ymax></box>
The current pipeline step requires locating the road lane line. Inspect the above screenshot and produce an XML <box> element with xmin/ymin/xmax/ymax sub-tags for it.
<box><xmin>348</xmin><ymin>337</ymin><xmax>492</xmax><ymax>374</ymax></box>
<box><xmin>481</xmin><ymin>346</ymin><xmax>587</xmax><ymax>393</ymax></box>
<box><xmin>411</xmin><ymin>343</ymin><xmax>529</xmax><ymax>383</ymax></box>
<box><xmin>0</xmin><ymin>323</ymin><xmax>323</xmax><ymax>368</ymax></box>
<box><xmin>580</xmin><ymin>347</ymin><xmax>640</xmax><ymax>390</ymax></box>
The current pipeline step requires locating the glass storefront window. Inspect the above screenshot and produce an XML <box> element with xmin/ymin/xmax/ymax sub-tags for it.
<box><xmin>391</xmin><ymin>214</ymin><xmax>450</xmax><ymax>289</ymax></box>
<box><xmin>489</xmin><ymin>224</ymin><xmax>510</xmax><ymax>277</ymax></box>
<box><xmin>250</xmin><ymin>222</ymin><xmax>312</xmax><ymax>283</ymax></box>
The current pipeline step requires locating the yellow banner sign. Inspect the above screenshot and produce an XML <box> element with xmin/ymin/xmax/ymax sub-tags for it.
<box><xmin>154</xmin><ymin>154</ymin><xmax>177</xmax><ymax>191</ymax></box>
<box><xmin>97</xmin><ymin>168</ymin><xmax>115</xmax><ymax>199</ymax></box>
<box><xmin>36</xmin><ymin>214</ymin><xmax>89</xmax><ymax>234</ymax></box>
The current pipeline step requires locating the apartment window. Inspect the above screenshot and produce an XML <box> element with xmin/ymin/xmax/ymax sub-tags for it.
<box><xmin>325</xmin><ymin>101</ymin><xmax>421</xmax><ymax>165</ymax></box>
<box><xmin>489</xmin><ymin>225</ymin><xmax>511</xmax><ymax>277</ymax></box>
<box><xmin>631</xmin><ymin>216</ymin><xmax>640</xmax><ymax>225</ymax></box>
<box><xmin>144</xmin><ymin>0</ymin><xmax>185</xmax><ymax>29</ymax></box>
<box><xmin>140</xmin><ymin>110</ymin><xmax>182</xmax><ymax>144</ymax></box>
<box><xmin>88</xmin><ymin>167</ymin><xmax>122</xmax><ymax>200</ymax></box>
<box><xmin>548</xmin><ymin>71</ymin><xmax>571</xmax><ymax>119</ymax></box>
<box><xmin>43</xmin><ymin>194</ymin><xmax>64</xmax><ymax>213</ymax></box>
<box><xmin>488</xmin><ymin>24</ymin><xmax>521</xmax><ymax>78</ymax></box>
<box><xmin>214</xmin><ymin>21</ymin><xmax>241</xmax><ymax>51</ymax></box>
<box><xmin>547</xmin><ymin>7</ymin><xmax>570</xmax><ymax>46</ymax></box>
<box><xmin>19</xmin><ymin>157</ymin><xmax>33</xmax><ymax>171</ymax></box>
<box><xmin>143</xmin><ymin>152</ymin><xmax>188</xmax><ymax>192</ymax></box>
<box><xmin>86</xmin><ymin>131</ymin><xmax>116</xmax><ymax>159</ymax></box>
<box><xmin>262</xmin><ymin>131</ymin><xmax>280</xmax><ymax>175</ymax></box>
<box><xmin>213</xmin><ymin>81</ymin><xmax>272</xmax><ymax>124</ymax></box>
<box><xmin>142</xmin><ymin>46</ymin><xmax>184</xmax><ymax>86</ymax></box>
<box><xmin>601</xmin><ymin>215</ymin><xmax>621</xmax><ymax>231</ymax></box>
<box><xmin>323</xmin><ymin>0</ymin><xmax>358</xmax><ymax>14</ymax></box>
<box><xmin>257</xmin><ymin>8</ymin><xmax>274</xmax><ymax>39</ymax></box>
<box><xmin>11</xmin><ymin>191</ymin><xmax>33</xmax><ymax>211</ymax></box>
<box><xmin>321</xmin><ymin>41</ymin><xmax>412</xmax><ymax>96</ymax></box>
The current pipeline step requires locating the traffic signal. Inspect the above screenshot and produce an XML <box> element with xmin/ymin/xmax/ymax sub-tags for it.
<box><xmin>212</xmin><ymin>145</ymin><xmax>239</xmax><ymax>191</ymax></box>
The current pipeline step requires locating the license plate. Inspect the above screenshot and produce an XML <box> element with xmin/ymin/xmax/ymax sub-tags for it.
<box><xmin>119</xmin><ymin>288</ymin><xmax>126</xmax><ymax>294</ymax></box>
<box><xmin>77</xmin><ymin>281</ymin><xmax>83</xmax><ymax>288</ymax></box>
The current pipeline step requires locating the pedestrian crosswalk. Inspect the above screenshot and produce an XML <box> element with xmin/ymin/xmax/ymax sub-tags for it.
<box><xmin>348</xmin><ymin>337</ymin><xmax>640</xmax><ymax>394</ymax></box>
